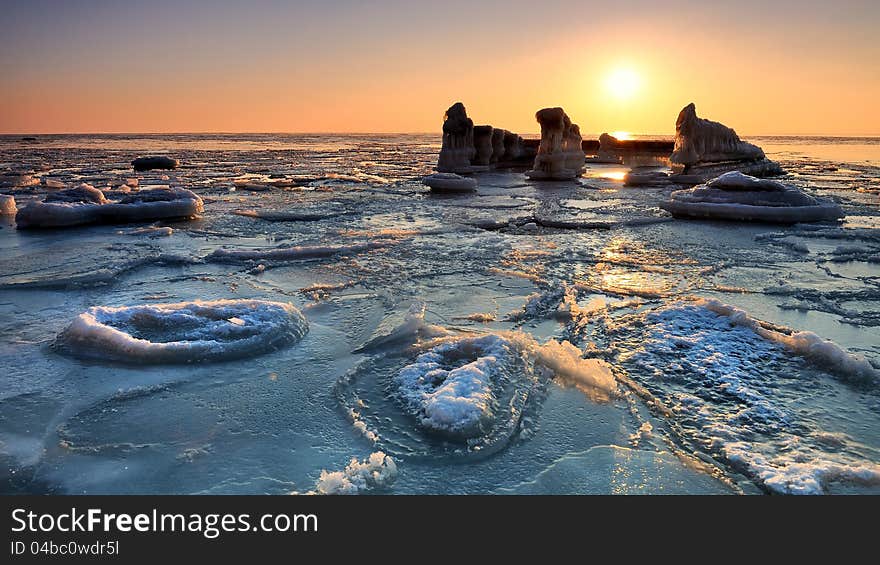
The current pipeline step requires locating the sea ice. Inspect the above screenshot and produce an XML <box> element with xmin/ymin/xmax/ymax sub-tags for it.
<box><xmin>422</xmin><ymin>173</ymin><xmax>477</xmax><ymax>192</ymax></box>
<box><xmin>311</xmin><ymin>452</ymin><xmax>397</xmax><ymax>495</ymax></box>
<box><xmin>15</xmin><ymin>185</ymin><xmax>203</xmax><ymax>229</ymax></box>
<box><xmin>55</xmin><ymin>299</ymin><xmax>308</xmax><ymax>364</ymax></box>
<box><xmin>207</xmin><ymin>241</ymin><xmax>392</xmax><ymax>263</ymax></box>
<box><xmin>661</xmin><ymin>172</ymin><xmax>843</xmax><ymax>223</ymax></box>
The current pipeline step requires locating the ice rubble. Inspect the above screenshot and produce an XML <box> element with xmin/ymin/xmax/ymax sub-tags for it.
<box><xmin>422</xmin><ymin>173</ymin><xmax>477</xmax><ymax>193</ymax></box>
<box><xmin>311</xmin><ymin>452</ymin><xmax>398</xmax><ymax>495</ymax></box>
<box><xmin>619</xmin><ymin>299</ymin><xmax>880</xmax><ymax>494</ymax></box>
<box><xmin>207</xmin><ymin>241</ymin><xmax>393</xmax><ymax>263</ymax></box>
<box><xmin>395</xmin><ymin>331</ymin><xmax>617</xmax><ymax>438</ymax></box>
<box><xmin>670</xmin><ymin>103</ymin><xmax>783</xmax><ymax>178</ymax></box>
<box><xmin>55</xmin><ymin>299</ymin><xmax>308</xmax><ymax>364</ymax></box>
<box><xmin>526</xmin><ymin>107</ymin><xmax>584</xmax><ymax>180</ymax></box>
<box><xmin>696</xmin><ymin>297</ymin><xmax>876</xmax><ymax>382</ymax></box>
<box><xmin>436</xmin><ymin>102</ymin><xmax>476</xmax><ymax>174</ymax></box>
<box><xmin>660</xmin><ymin>172</ymin><xmax>844</xmax><ymax>223</ymax></box>
<box><xmin>15</xmin><ymin>184</ymin><xmax>203</xmax><ymax>229</ymax></box>
<box><xmin>131</xmin><ymin>156</ymin><xmax>179</xmax><ymax>171</ymax></box>
<box><xmin>0</xmin><ymin>194</ymin><xmax>16</xmax><ymax>215</ymax></box>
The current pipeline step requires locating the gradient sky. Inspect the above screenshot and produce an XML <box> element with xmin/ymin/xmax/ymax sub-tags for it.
<box><xmin>1</xmin><ymin>0</ymin><xmax>878</xmax><ymax>135</ymax></box>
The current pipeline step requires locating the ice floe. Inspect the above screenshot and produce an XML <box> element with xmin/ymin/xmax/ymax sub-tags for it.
<box><xmin>422</xmin><ymin>173</ymin><xmax>477</xmax><ymax>193</ymax></box>
<box><xmin>207</xmin><ymin>241</ymin><xmax>393</xmax><ymax>263</ymax></box>
<box><xmin>55</xmin><ymin>299</ymin><xmax>308</xmax><ymax>363</ymax></box>
<box><xmin>661</xmin><ymin>172</ymin><xmax>843</xmax><ymax>223</ymax></box>
<box><xmin>15</xmin><ymin>185</ymin><xmax>203</xmax><ymax>229</ymax></box>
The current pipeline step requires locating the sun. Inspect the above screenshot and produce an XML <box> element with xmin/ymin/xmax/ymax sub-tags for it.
<box><xmin>605</xmin><ymin>68</ymin><xmax>640</xmax><ymax>100</ymax></box>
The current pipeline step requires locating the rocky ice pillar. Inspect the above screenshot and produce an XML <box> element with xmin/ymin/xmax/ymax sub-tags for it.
<box><xmin>472</xmin><ymin>125</ymin><xmax>495</xmax><ymax>167</ymax></box>
<box><xmin>502</xmin><ymin>131</ymin><xmax>523</xmax><ymax>161</ymax></box>
<box><xmin>526</xmin><ymin>107</ymin><xmax>579</xmax><ymax>180</ymax></box>
<box><xmin>671</xmin><ymin>103</ymin><xmax>766</xmax><ymax>166</ymax></box>
<box><xmin>437</xmin><ymin>102</ymin><xmax>476</xmax><ymax>173</ymax></box>
<box><xmin>490</xmin><ymin>128</ymin><xmax>506</xmax><ymax>164</ymax></box>
<box><xmin>564</xmin><ymin>123</ymin><xmax>585</xmax><ymax>174</ymax></box>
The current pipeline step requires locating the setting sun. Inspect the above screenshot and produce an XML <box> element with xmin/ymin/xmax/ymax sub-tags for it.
<box><xmin>605</xmin><ymin>68</ymin><xmax>640</xmax><ymax>101</ymax></box>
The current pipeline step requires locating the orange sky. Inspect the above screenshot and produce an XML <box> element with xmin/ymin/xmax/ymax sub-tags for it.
<box><xmin>1</xmin><ymin>1</ymin><xmax>878</xmax><ymax>135</ymax></box>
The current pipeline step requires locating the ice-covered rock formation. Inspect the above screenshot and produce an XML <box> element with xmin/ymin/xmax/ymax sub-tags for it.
<box><xmin>670</xmin><ymin>103</ymin><xmax>782</xmax><ymax>178</ymax></box>
<box><xmin>660</xmin><ymin>171</ymin><xmax>844</xmax><ymax>223</ymax></box>
<box><xmin>490</xmin><ymin>128</ymin><xmax>506</xmax><ymax>164</ymax></box>
<box><xmin>564</xmin><ymin>123</ymin><xmax>586</xmax><ymax>174</ymax></box>
<box><xmin>422</xmin><ymin>173</ymin><xmax>477</xmax><ymax>192</ymax></box>
<box><xmin>502</xmin><ymin>131</ymin><xmax>523</xmax><ymax>162</ymax></box>
<box><xmin>437</xmin><ymin>102</ymin><xmax>476</xmax><ymax>174</ymax></box>
<box><xmin>0</xmin><ymin>195</ymin><xmax>17</xmax><ymax>215</ymax></box>
<box><xmin>131</xmin><ymin>156</ymin><xmax>179</xmax><ymax>171</ymax></box>
<box><xmin>589</xmin><ymin>133</ymin><xmax>624</xmax><ymax>163</ymax></box>
<box><xmin>15</xmin><ymin>185</ymin><xmax>203</xmax><ymax>229</ymax></box>
<box><xmin>526</xmin><ymin>107</ymin><xmax>582</xmax><ymax>180</ymax></box>
<box><xmin>471</xmin><ymin>125</ymin><xmax>495</xmax><ymax>168</ymax></box>
<box><xmin>55</xmin><ymin>299</ymin><xmax>308</xmax><ymax>363</ymax></box>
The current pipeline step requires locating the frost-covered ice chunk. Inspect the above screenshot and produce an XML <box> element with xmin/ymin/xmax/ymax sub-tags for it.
<box><xmin>395</xmin><ymin>332</ymin><xmax>616</xmax><ymax>439</ymax></box>
<box><xmin>311</xmin><ymin>452</ymin><xmax>397</xmax><ymax>495</ymax></box>
<box><xmin>661</xmin><ymin>172</ymin><xmax>843</xmax><ymax>223</ymax></box>
<box><xmin>207</xmin><ymin>241</ymin><xmax>392</xmax><ymax>263</ymax></box>
<box><xmin>131</xmin><ymin>156</ymin><xmax>179</xmax><ymax>171</ymax></box>
<box><xmin>422</xmin><ymin>173</ymin><xmax>477</xmax><ymax>193</ymax></box>
<box><xmin>55</xmin><ymin>299</ymin><xmax>308</xmax><ymax>364</ymax></box>
<box><xmin>15</xmin><ymin>186</ymin><xmax>203</xmax><ymax>229</ymax></box>
<box><xmin>0</xmin><ymin>195</ymin><xmax>16</xmax><ymax>215</ymax></box>
<box><xmin>526</xmin><ymin>107</ymin><xmax>583</xmax><ymax>181</ymax></box>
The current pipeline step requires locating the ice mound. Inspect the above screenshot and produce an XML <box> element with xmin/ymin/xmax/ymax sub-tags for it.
<box><xmin>55</xmin><ymin>299</ymin><xmax>308</xmax><ymax>364</ymax></box>
<box><xmin>395</xmin><ymin>332</ymin><xmax>617</xmax><ymax>439</ymax></box>
<box><xmin>526</xmin><ymin>107</ymin><xmax>583</xmax><ymax>180</ymax></box>
<box><xmin>661</xmin><ymin>172</ymin><xmax>844</xmax><ymax>223</ymax></box>
<box><xmin>311</xmin><ymin>452</ymin><xmax>397</xmax><ymax>495</ymax></box>
<box><xmin>670</xmin><ymin>103</ymin><xmax>782</xmax><ymax>178</ymax></box>
<box><xmin>422</xmin><ymin>173</ymin><xmax>477</xmax><ymax>193</ymax></box>
<box><xmin>131</xmin><ymin>156</ymin><xmax>179</xmax><ymax>171</ymax></box>
<box><xmin>436</xmin><ymin>102</ymin><xmax>476</xmax><ymax>174</ymax></box>
<box><xmin>0</xmin><ymin>194</ymin><xmax>16</xmax><ymax>215</ymax></box>
<box><xmin>15</xmin><ymin>185</ymin><xmax>203</xmax><ymax>229</ymax></box>
<box><xmin>207</xmin><ymin>241</ymin><xmax>392</xmax><ymax>263</ymax></box>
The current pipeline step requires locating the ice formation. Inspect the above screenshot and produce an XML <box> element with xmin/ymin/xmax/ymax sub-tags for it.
<box><xmin>15</xmin><ymin>185</ymin><xmax>203</xmax><ymax>229</ymax></box>
<box><xmin>55</xmin><ymin>299</ymin><xmax>308</xmax><ymax>364</ymax></box>
<box><xmin>472</xmin><ymin>125</ymin><xmax>495</xmax><ymax>167</ymax></box>
<box><xmin>436</xmin><ymin>102</ymin><xmax>476</xmax><ymax>174</ymax></box>
<box><xmin>422</xmin><ymin>173</ymin><xmax>477</xmax><ymax>193</ymax></box>
<box><xmin>526</xmin><ymin>107</ymin><xmax>582</xmax><ymax>180</ymax></box>
<box><xmin>131</xmin><ymin>156</ymin><xmax>179</xmax><ymax>171</ymax></box>
<box><xmin>207</xmin><ymin>241</ymin><xmax>392</xmax><ymax>263</ymax></box>
<box><xmin>624</xmin><ymin>170</ymin><xmax>670</xmax><ymax>186</ymax></box>
<box><xmin>395</xmin><ymin>331</ymin><xmax>617</xmax><ymax>439</ymax></box>
<box><xmin>590</xmin><ymin>133</ymin><xmax>624</xmax><ymax>163</ymax></box>
<box><xmin>0</xmin><ymin>194</ymin><xmax>16</xmax><ymax>215</ymax></box>
<box><xmin>490</xmin><ymin>128</ymin><xmax>506</xmax><ymax>164</ymax></box>
<box><xmin>502</xmin><ymin>131</ymin><xmax>524</xmax><ymax>162</ymax></box>
<box><xmin>312</xmin><ymin>452</ymin><xmax>398</xmax><ymax>495</ymax></box>
<box><xmin>355</xmin><ymin>302</ymin><xmax>450</xmax><ymax>353</ymax></box>
<box><xmin>670</xmin><ymin>103</ymin><xmax>782</xmax><ymax>177</ymax></box>
<box><xmin>563</xmin><ymin>123</ymin><xmax>586</xmax><ymax>174</ymax></box>
<box><xmin>660</xmin><ymin>171</ymin><xmax>844</xmax><ymax>223</ymax></box>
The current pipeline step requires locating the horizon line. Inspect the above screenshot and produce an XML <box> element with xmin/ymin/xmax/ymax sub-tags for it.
<box><xmin>3</xmin><ymin>131</ymin><xmax>880</xmax><ymax>138</ymax></box>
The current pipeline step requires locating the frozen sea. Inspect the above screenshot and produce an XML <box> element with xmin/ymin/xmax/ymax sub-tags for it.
<box><xmin>1</xmin><ymin>133</ymin><xmax>879</xmax><ymax>495</ymax></box>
